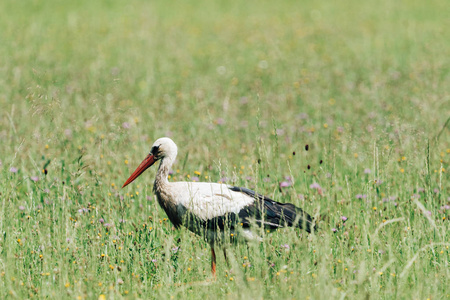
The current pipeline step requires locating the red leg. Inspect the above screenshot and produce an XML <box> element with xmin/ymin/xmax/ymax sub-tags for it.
<box><xmin>211</xmin><ymin>246</ymin><xmax>217</xmax><ymax>277</ymax></box>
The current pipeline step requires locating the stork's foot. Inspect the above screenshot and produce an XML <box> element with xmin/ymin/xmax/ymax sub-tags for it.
<box><xmin>173</xmin><ymin>246</ymin><xmax>219</xmax><ymax>287</ymax></box>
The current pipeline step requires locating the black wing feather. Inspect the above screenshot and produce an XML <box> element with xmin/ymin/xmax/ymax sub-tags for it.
<box><xmin>230</xmin><ymin>186</ymin><xmax>315</xmax><ymax>233</ymax></box>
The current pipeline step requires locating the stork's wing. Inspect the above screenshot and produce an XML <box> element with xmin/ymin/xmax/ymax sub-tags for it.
<box><xmin>172</xmin><ymin>182</ymin><xmax>314</xmax><ymax>233</ymax></box>
<box><xmin>229</xmin><ymin>186</ymin><xmax>315</xmax><ymax>233</ymax></box>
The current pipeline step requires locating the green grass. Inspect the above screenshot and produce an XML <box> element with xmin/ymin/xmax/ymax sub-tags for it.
<box><xmin>0</xmin><ymin>0</ymin><xmax>449</xmax><ymax>298</ymax></box>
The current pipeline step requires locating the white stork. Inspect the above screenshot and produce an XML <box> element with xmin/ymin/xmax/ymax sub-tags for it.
<box><xmin>122</xmin><ymin>137</ymin><xmax>315</xmax><ymax>276</ymax></box>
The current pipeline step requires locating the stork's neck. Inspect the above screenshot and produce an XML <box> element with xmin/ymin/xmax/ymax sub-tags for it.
<box><xmin>154</xmin><ymin>156</ymin><xmax>173</xmax><ymax>188</ymax></box>
<box><xmin>153</xmin><ymin>154</ymin><xmax>182</xmax><ymax>228</ymax></box>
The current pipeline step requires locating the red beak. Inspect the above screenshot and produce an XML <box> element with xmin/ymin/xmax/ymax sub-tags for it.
<box><xmin>122</xmin><ymin>154</ymin><xmax>156</xmax><ymax>188</ymax></box>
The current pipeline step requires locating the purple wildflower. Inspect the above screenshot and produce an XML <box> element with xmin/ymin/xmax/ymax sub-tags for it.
<box><xmin>220</xmin><ymin>177</ymin><xmax>229</xmax><ymax>183</ymax></box>
<box><xmin>171</xmin><ymin>246</ymin><xmax>180</xmax><ymax>253</ymax></box>
<box><xmin>298</xmin><ymin>194</ymin><xmax>305</xmax><ymax>200</ymax></box>
<box><xmin>99</xmin><ymin>218</ymin><xmax>104</xmax><ymax>223</ymax></box>
<box><xmin>440</xmin><ymin>205</ymin><xmax>450</xmax><ymax>210</ymax></box>
<box><xmin>341</xmin><ymin>216</ymin><xmax>348</xmax><ymax>221</ymax></box>
<box><xmin>426</xmin><ymin>211</ymin><xmax>432</xmax><ymax>216</ymax></box>
<box><xmin>66</xmin><ymin>238</ymin><xmax>71</xmax><ymax>243</ymax></box>
<box><xmin>356</xmin><ymin>194</ymin><xmax>367</xmax><ymax>199</ymax></box>
<box><xmin>64</xmin><ymin>129</ymin><xmax>72</xmax><ymax>138</ymax></box>
<box><xmin>169</xmin><ymin>169</ymin><xmax>174</xmax><ymax>175</ymax></box>
<box><xmin>332</xmin><ymin>228</ymin><xmax>337</xmax><ymax>232</ymax></box>
<box><xmin>10</xmin><ymin>167</ymin><xmax>18</xmax><ymax>173</ymax></box>
<box><xmin>216</xmin><ymin>118</ymin><xmax>225</xmax><ymax>125</ymax></box>
<box><xmin>433</xmin><ymin>188</ymin><xmax>439</xmax><ymax>194</ymax></box>
<box><xmin>281</xmin><ymin>244</ymin><xmax>290</xmax><ymax>250</ymax></box>
<box><xmin>103</xmin><ymin>223</ymin><xmax>113</xmax><ymax>228</ymax></box>
<box><xmin>418</xmin><ymin>187</ymin><xmax>425</xmax><ymax>193</ymax></box>
<box><xmin>30</xmin><ymin>176</ymin><xmax>39</xmax><ymax>182</ymax></box>
<box><xmin>146</xmin><ymin>196</ymin><xmax>152</xmax><ymax>201</ymax></box>
<box><xmin>279</xmin><ymin>181</ymin><xmax>291</xmax><ymax>188</ymax></box>
<box><xmin>151</xmin><ymin>259</ymin><xmax>157</xmax><ymax>263</ymax></box>
<box><xmin>191</xmin><ymin>176</ymin><xmax>199</xmax><ymax>182</ymax></box>
<box><xmin>310</xmin><ymin>182</ymin><xmax>321</xmax><ymax>189</ymax></box>
<box><xmin>19</xmin><ymin>206</ymin><xmax>25</xmax><ymax>211</ymax></box>
<box><xmin>364</xmin><ymin>168</ymin><xmax>371</xmax><ymax>174</ymax></box>
<box><xmin>122</xmin><ymin>122</ymin><xmax>130</xmax><ymax>129</ymax></box>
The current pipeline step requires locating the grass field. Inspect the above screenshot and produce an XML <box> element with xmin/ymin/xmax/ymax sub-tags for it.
<box><xmin>0</xmin><ymin>0</ymin><xmax>449</xmax><ymax>298</ymax></box>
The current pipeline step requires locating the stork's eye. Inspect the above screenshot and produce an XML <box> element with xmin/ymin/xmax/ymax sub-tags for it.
<box><xmin>151</xmin><ymin>145</ymin><xmax>161</xmax><ymax>156</ymax></box>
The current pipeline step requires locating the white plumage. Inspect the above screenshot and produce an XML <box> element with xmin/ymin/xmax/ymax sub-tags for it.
<box><xmin>169</xmin><ymin>181</ymin><xmax>255</xmax><ymax>220</ymax></box>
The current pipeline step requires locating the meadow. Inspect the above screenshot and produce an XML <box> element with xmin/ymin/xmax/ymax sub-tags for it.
<box><xmin>0</xmin><ymin>0</ymin><xmax>449</xmax><ymax>298</ymax></box>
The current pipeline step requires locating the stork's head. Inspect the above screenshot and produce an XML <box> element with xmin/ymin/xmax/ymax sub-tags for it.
<box><xmin>150</xmin><ymin>137</ymin><xmax>178</xmax><ymax>161</ymax></box>
<box><xmin>122</xmin><ymin>137</ymin><xmax>177</xmax><ymax>188</ymax></box>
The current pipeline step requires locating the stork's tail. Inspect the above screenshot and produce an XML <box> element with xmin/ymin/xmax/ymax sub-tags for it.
<box><xmin>229</xmin><ymin>186</ymin><xmax>317</xmax><ymax>233</ymax></box>
<box><xmin>265</xmin><ymin>201</ymin><xmax>316</xmax><ymax>233</ymax></box>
